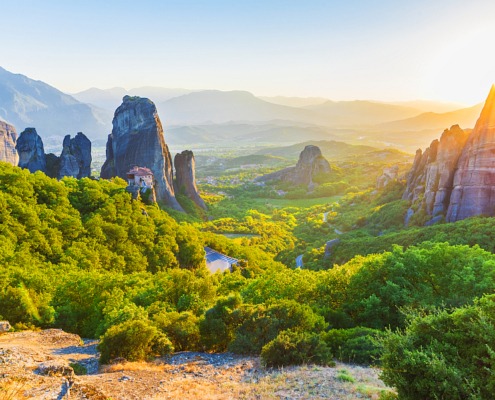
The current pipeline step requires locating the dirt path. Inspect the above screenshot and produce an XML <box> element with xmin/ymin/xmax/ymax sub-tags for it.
<box><xmin>0</xmin><ymin>329</ymin><xmax>393</xmax><ymax>399</ymax></box>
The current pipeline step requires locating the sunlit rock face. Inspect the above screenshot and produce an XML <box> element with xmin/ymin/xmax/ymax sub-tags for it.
<box><xmin>0</xmin><ymin>120</ymin><xmax>18</xmax><ymax>165</ymax></box>
<box><xmin>403</xmin><ymin>86</ymin><xmax>495</xmax><ymax>224</ymax></box>
<box><xmin>58</xmin><ymin>132</ymin><xmax>92</xmax><ymax>179</ymax></box>
<box><xmin>257</xmin><ymin>145</ymin><xmax>331</xmax><ymax>190</ymax></box>
<box><xmin>403</xmin><ymin>125</ymin><xmax>469</xmax><ymax>217</ymax></box>
<box><xmin>174</xmin><ymin>150</ymin><xmax>206</xmax><ymax>210</ymax></box>
<box><xmin>447</xmin><ymin>86</ymin><xmax>495</xmax><ymax>222</ymax></box>
<box><xmin>101</xmin><ymin>96</ymin><xmax>183</xmax><ymax>211</ymax></box>
<box><xmin>16</xmin><ymin>128</ymin><xmax>46</xmax><ymax>173</ymax></box>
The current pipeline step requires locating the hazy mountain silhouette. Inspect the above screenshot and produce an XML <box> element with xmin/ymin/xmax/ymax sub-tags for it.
<box><xmin>0</xmin><ymin>67</ymin><xmax>111</xmax><ymax>139</ymax></box>
<box><xmin>73</xmin><ymin>87</ymin><xmax>194</xmax><ymax>112</ymax></box>
<box><xmin>378</xmin><ymin>104</ymin><xmax>483</xmax><ymax>132</ymax></box>
<box><xmin>305</xmin><ymin>100</ymin><xmax>422</xmax><ymax>126</ymax></box>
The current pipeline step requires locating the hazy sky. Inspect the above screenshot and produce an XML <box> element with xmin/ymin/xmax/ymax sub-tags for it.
<box><xmin>2</xmin><ymin>0</ymin><xmax>495</xmax><ymax>104</ymax></box>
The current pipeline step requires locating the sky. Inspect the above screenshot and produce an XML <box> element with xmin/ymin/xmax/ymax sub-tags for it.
<box><xmin>2</xmin><ymin>0</ymin><xmax>495</xmax><ymax>104</ymax></box>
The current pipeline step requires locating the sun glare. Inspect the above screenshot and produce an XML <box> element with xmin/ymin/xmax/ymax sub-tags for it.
<box><xmin>424</xmin><ymin>26</ymin><xmax>495</xmax><ymax>104</ymax></box>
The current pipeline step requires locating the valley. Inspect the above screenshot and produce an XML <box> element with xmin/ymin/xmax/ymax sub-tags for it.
<box><xmin>1</xmin><ymin>65</ymin><xmax>495</xmax><ymax>400</ymax></box>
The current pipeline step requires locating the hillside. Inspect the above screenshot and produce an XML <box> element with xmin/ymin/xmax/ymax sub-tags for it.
<box><xmin>306</xmin><ymin>100</ymin><xmax>422</xmax><ymax>126</ymax></box>
<box><xmin>255</xmin><ymin>140</ymin><xmax>412</xmax><ymax>163</ymax></box>
<box><xmin>72</xmin><ymin>86</ymin><xmax>194</xmax><ymax>112</ymax></box>
<box><xmin>0</xmin><ymin>67</ymin><xmax>111</xmax><ymax>139</ymax></box>
<box><xmin>379</xmin><ymin>103</ymin><xmax>482</xmax><ymax>132</ymax></box>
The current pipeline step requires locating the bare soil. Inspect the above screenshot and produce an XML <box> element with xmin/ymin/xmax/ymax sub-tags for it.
<box><xmin>0</xmin><ymin>329</ymin><xmax>393</xmax><ymax>399</ymax></box>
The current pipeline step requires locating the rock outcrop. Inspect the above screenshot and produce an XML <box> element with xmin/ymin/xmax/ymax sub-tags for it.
<box><xmin>174</xmin><ymin>150</ymin><xmax>206</xmax><ymax>210</ymax></box>
<box><xmin>258</xmin><ymin>145</ymin><xmax>331</xmax><ymax>190</ymax></box>
<box><xmin>376</xmin><ymin>165</ymin><xmax>399</xmax><ymax>188</ymax></box>
<box><xmin>15</xmin><ymin>128</ymin><xmax>46</xmax><ymax>173</ymax></box>
<box><xmin>58</xmin><ymin>132</ymin><xmax>92</xmax><ymax>179</ymax></box>
<box><xmin>101</xmin><ymin>96</ymin><xmax>183</xmax><ymax>211</ymax></box>
<box><xmin>447</xmin><ymin>86</ymin><xmax>495</xmax><ymax>222</ymax></box>
<box><xmin>402</xmin><ymin>125</ymin><xmax>469</xmax><ymax>218</ymax></box>
<box><xmin>403</xmin><ymin>85</ymin><xmax>495</xmax><ymax>224</ymax></box>
<box><xmin>0</xmin><ymin>120</ymin><xmax>18</xmax><ymax>165</ymax></box>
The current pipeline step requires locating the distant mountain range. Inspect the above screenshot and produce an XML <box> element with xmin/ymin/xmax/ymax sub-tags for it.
<box><xmin>0</xmin><ymin>66</ymin><xmax>484</xmax><ymax>151</ymax></box>
<box><xmin>0</xmin><ymin>67</ymin><xmax>111</xmax><ymax>141</ymax></box>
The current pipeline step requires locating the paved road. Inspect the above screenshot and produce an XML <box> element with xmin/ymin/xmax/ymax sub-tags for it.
<box><xmin>296</xmin><ymin>254</ymin><xmax>304</xmax><ymax>268</ymax></box>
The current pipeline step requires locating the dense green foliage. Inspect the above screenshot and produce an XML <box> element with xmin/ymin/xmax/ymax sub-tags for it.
<box><xmin>2</xmin><ymin>155</ymin><xmax>495</xmax><ymax>392</ymax></box>
<box><xmin>381</xmin><ymin>295</ymin><xmax>495</xmax><ymax>399</ymax></box>
<box><xmin>261</xmin><ymin>330</ymin><xmax>333</xmax><ymax>367</ymax></box>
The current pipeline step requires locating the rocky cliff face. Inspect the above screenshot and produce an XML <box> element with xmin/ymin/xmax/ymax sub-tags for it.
<box><xmin>174</xmin><ymin>150</ymin><xmax>206</xmax><ymax>210</ymax></box>
<box><xmin>15</xmin><ymin>128</ymin><xmax>46</xmax><ymax>173</ymax></box>
<box><xmin>58</xmin><ymin>132</ymin><xmax>92</xmax><ymax>179</ymax></box>
<box><xmin>101</xmin><ymin>96</ymin><xmax>183</xmax><ymax>211</ymax></box>
<box><xmin>447</xmin><ymin>86</ymin><xmax>495</xmax><ymax>222</ymax></box>
<box><xmin>0</xmin><ymin>120</ymin><xmax>18</xmax><ymax>165</ymax></box>
<box><xmin>402</xmin><ymin>125</ymin><xmax>469</xmax><ymax>218</ymax></box>
<box><xmin>403</xmin><ymin>86</ymin><xmax>495</xmax><ymax>224</ymax></box>
<box><xmin>258</xmin><ymin>145</ymin><xmax>331</xmax><ymax>189</ymax></box>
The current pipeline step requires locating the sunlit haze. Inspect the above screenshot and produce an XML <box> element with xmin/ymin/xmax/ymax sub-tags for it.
<box><xmin>2</xmin><ymin>0</ymin><xmax>495</xmax><ymax>104</ymax></box>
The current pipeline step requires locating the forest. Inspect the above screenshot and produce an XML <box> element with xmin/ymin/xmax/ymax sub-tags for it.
<box><xmin>1</xmin><ymin>158</ymin><xmax>494</xmax><ymax>399</ymax></box>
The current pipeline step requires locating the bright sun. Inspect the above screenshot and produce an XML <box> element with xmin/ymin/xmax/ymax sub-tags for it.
<box><xmin>423</xmin><ymin>26</ymin><xmax>495</xmax><ymax>104</ymax></box>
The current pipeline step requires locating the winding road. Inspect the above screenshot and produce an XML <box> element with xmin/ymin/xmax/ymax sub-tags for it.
<box><xmin>296</xmin><ymin>254</ymin><xmax>304</xmax><ymax>268</ymax></box>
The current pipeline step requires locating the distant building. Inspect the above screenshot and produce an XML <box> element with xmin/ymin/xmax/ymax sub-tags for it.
<box><xmin>127</xmin><ymin>166</ymin><xmax>154</xmax><ymax>192</ymax></box>
<box><xmin>204</xmin><ymin>247</ymin><xmax>239</xmax><ymax>273</ymax></box>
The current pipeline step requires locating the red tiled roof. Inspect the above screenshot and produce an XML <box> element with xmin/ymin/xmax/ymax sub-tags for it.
<box><xmin>127</xmin><ymin>166</ymin><xmax>153</xmax><ymax>177</ymax></box>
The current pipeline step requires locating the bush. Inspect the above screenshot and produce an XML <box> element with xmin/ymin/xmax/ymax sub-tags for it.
<box><xmin>380</xmin><ymin>295</ymin><xmax>495</xmax><ymax>399</ymax></box>
<box><xmin>261</xmin><ymin>330</ymin><xmax>334</xmax><ymax>367</ymax></box>
<box><xmin>98</xmin><ymin>320</ymin><xmax>173</xmax><ymax>364</ymax></box>
<box><xmin>153</xmin><ymin>311</ymin><xmax>200</xmax><ymax>351</ymax></box>
<box><xmin>229</xmin><ymin>299</ymin><xmax>326</xmax><ymax>355</ymax></box>
<box><xmin>323</xmin><ymin>327</ymin><xmax>384</xmax><ymax>365</ymax></box>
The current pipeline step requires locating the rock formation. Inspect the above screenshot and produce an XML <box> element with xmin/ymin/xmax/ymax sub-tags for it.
<box><xmin>174</xmin><ymin>150</ymin><xmax>206</xmax><ymax>210</ymax></box>
<box><xmin>402</xmin><ymin>125</ymin><xmax>469</xmax><ymax>218</ymax></box>
<box><xmin>0</xmin><ymin>120</ymin><xmax>18</xmax><ymax>165</ymax></box>
<box><xmin>376</xmin><ymin>165</ymin><xmax>399</xmax><ymax>188</ymax></box>
<box><xmin>101</xmin><ymin>96</ymin><xmax>183</xmax><ymax>211</ymax></box>
<box><xmin>258</xmin><ymin>145</ymin><xmax>331</xmax><ymax>190</ymax></box>
<box><xmin>15</xmin><ymin>128</ymin><xmax>46</xmax><ymax>173</ymax></box>
<box><xmin>447</xmin><ymin>86</ymin><xmax>495</xmax><ymax>222</ymax></box>
<box><xmin>402</xmin><ymin>85</ymin><xmax>495</xmax><ymax>224</ymax></box>
<box><xmin>58</xmin><ymin>132</ymin><xmax>92</xmax><ymax>179</ymax></box>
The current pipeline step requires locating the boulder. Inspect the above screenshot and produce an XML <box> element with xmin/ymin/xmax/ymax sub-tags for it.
<box><xmin>0</xmin><ymin>120</ymin><xmax>18</xmax><ymax>165</ymax></box>
<box><xmin>174</xmin><ymin>150</ymin><xmax>206</xmax><ymax>210</ymax></box>
<box><xmin>15</xmin><ymin>128</ymin><xmax>46</xmax><ymax>173</ymax></box>
<box><xmin>376</xmin><ymin>165</ymin><xmax>399</xmax><ymax>188</ymax></box>
<box><xmin>0</xmin><ymin>321</ymin><xmax>11</xmax><ymax>333</ymax></box>
<box><xmin>101</xmin><ymin>96</ymin><xmax>183</xmax><ymax>211</ymax></box>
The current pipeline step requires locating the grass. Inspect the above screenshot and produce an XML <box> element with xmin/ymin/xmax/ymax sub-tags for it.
<box><xmin>69</xmin><ymin>362</ymin><xmax>88</xmax><ymax>375</ymax></box>
<box><xmin>336</xmin><ymin>369</ymin><xmax>356</xmax><ymax>383</ymax></box>
<box><xmin>250</xmin><ymin>195</ymin><xmax>341</xmax><ymax>209</ymax></box>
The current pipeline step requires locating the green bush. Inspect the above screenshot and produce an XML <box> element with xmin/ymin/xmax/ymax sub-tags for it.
<box><xmin>261</xmin><ymin>330</ymin><xmax>333</xmax><ymax>367</ymax></box>
<box><xmin>229</xmin><ymin>299</ymin><xmax>327</xmax><ymax>355</ymax></box>
<box><xmin>380</xmin><ymin>295</ymin><xmax>495</xmax><ymax>399</ymax></box>
<box><xmin>199</xmin><ymin>294</ymin><xmax>243</xmax><ymax>351</ymax></box>
<box><xmin>98</xmin><ymin>319</ymin><xmax>173</xmax><ymax>364</ymax></box>
<box><xmin>153</xmin><ymin>311</ymin><xmax>200</xmax><ymax>351</ymax></box>
<box><xmin>323</xmin><ymin>327</ymin><xmax>384</xmax><ymax>365</ymax></box>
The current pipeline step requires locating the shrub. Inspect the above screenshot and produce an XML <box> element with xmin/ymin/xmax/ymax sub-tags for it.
<box><xmin>98</xmin><ymin>319</ymin><xmax>173</xmax><ymax>364</ymax></box>
<box><xmin>153</xmin><ymin>311</ymin><xmax>200</xmax><ymax>351</ymax></box>
<box><xmin>323</xmin><ymin>327</ymin><xmax>384</xmax><ymax>365</ymax></box>
<box><xmin>261</xmin><ymin>330</ymin><xmax>333</xmax><ymax>367</ymax></box>
<box><xmin>229</xmin><ymin>299</ymin><xmax>327</xmax><ymax>355</ymax></box>
<box><xmin>380</xmin><ymin>295</ymin><xmax>495</xmax><ymax>399</ymax></box>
